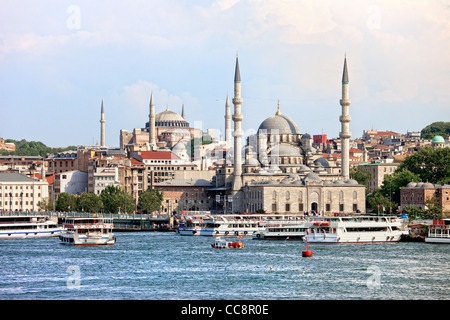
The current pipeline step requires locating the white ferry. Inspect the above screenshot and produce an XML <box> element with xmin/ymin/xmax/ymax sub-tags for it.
<box><xmin>425</xmin><ymin>219</ymin><xmax>450</xmax><ymax>244</ymax></box>
<box><xmin>252</xmin><ymin>220</ymin><xmax>307</xmax><ymax>240</ymax></box>
<box><xmin>177</xmin><ymin>213</ymin><xmax>305</xmax><ymax>237</ymax></box>
<box><xmin>60</xmin><ymin>217</ymin><xmax>115</xmax><ymax>245</ymax></box>
<box><xmin>0</xmin><ymin>215</ymin><xmax>61</xmax><ymax>239</ymax></box>
<box><xmin>306</xmin><ymin>215</ymin><xmax>408</xmax><ymax>243</ymax></box>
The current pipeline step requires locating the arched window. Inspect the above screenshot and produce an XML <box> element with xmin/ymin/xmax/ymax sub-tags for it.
<box><xmin>273</xmin><ymin>191</ymin><xmax>277</xmax><ymax>200</ymax></box>
<box><xmin>286</xmin><ymin>191</ymin><xmax>290</xmax><ymax>200</ymax></box>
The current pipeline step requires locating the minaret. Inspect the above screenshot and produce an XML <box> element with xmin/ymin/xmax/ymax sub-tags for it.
<box><xmin>224</xmin><ymin>93</ymin><xmax>232</xmax><ymax>146</ymax></box>
<box><xmin>232</xmin><ymin>54</ymin><xmax>244</xmax><ymax>195</ymax></box>
<box><xmin>100</xmin><ymin>99</ymin><xmax>106</xmax><ymax>147</ymax></box>
<box><xmin>339</xmin><ymin>55</ymin><xmax>351</xmax><ymax>180</ymax></box>
<box><xmin>149</xmin><ymin>91</ymin><xmax>156</xmax><ymax>147</ymax></box>
<box><xmin>181</xmin><ymin>103</ymin><xmax>185</xmax><ymax>119</ymax></box>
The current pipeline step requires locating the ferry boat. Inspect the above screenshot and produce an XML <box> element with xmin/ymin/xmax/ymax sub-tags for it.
<box><xmin>211</xmin><ymin>237</ymin><xmax>245</xmax><ymax>249</ymax></box>
<box><xmin>425</xmin><ymin>219</ymin><xmax>450</xmax><ymax>244</ymax></box>
<box><xmin>306</xmin><ymin>215</ymin><xmax>408</xmax><ymax>243</ymax></box>
<box><xmin>0</xmin><ymin>215</ymin><xmax>61</xmax><ymax>239</ymax></box>
<box><xmin>252</xmin><ymin>220</ymin><xmax>307</xmax><ymax>240</ymax></box>
<box><xmin>177</xmin><ymin>213</ymin><xmax>305</xmax><ymax>237</ymax></box>
<box><xmin>60</xmin><ymin>217</ymin><xmax>115</xmax><ymax>245</ymax></box>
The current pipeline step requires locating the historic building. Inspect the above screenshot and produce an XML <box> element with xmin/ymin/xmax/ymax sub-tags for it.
<box><xmin>119</xmin><ymin>93</ymin><xmax>203</xmax><ymax>150</ymax></box>
<box><xmin>215</xmin><ymin>55</ymin><xmax>366</xmax><ymax>215</ymax></box>
<box><xmin>400</xmin><ymin>182</ymin><xmax>450</xmax><ymax>215</ymax></box>
<box><xmin>0</xmin><ymin>172</ymin><xmax>49</xmax><ymax>212</ymax></box>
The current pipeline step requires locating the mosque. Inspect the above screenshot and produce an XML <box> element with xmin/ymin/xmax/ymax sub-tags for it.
<box><xmin>101</xmin><ymin>54</ymin><xmax>365</xmax><ymax>215</ymax></box>
<box><xmin>215</xmin><ymin>55</ymin><xmax>366</xmax><ymax>215</ymax></box>
<box><xmin>119</xmin><ymin>94</ymin><xmax>202</xmax><ymax>151</ymax></box>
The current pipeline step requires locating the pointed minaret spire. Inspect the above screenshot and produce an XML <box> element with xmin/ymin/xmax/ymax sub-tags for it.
<box><xmin>232</xmin><ymin>53</ymin><xmax>244</xmax><ymax>212</ymax></box>
<box><xmin>181</xmin><ymin>103</ymin><xmax>185</xmax><ymax>119</ymax></box>
<box><xmin>339</xmin><ymin>54</ymin><xmax>352</xmax><ymax>180</ymax></box>
<box><xmin>149</xmin><ymin>91</ymin><xmax>156</xmax><ymax>147</ymax></box>
<box><xmin>234</xmin><ymin>52</ymin><xmax>241</xmax><ymax>83</ymax></box>
<box><xmin>342</xmin><ymin>53</ymin><xmax>349</xmax><ymax>84</ymax></box>
<box><xmin>100</xmin><ymin>98</ymin><xmax>106</xmax><ymax>147</ymax></box>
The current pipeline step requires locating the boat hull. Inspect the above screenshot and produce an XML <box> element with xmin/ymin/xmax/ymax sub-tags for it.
<box><xmin>0</xmin><ymin>229</ymin><xmax>61</xmax><ymax>239</ymax></box>
<box><xmin>425</xmin><ymin>237</ymin><xmax>450</xmax><ymax>244</ymax></box>
<box><xmin>252</xmin><ymin>232</ymin><xmax>305</xmax><ymax>240</ymax></box>
<box><xmin>308</xmin><ymin>231</ymin><xmax>407</xmax><ymax>243</ymax></box>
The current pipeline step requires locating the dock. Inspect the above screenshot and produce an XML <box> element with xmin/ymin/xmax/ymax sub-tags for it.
<box><xmin>0</xmin><ymin>211</ymin><xmax>176</xmax><ymax>232</ymax></box>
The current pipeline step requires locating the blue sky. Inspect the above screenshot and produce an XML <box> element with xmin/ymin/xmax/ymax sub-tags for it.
<box><xmin>1</xmin><ymin>0</ymin><xmax>449</xmax><ymax>148</ymax></box>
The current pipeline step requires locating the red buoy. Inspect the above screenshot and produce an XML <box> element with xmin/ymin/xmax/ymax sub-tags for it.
<box><xmin>302</xmin><ymin>250</ymin><xmax>313</xmax><ymax>257</ymax></box>
<box><xmin>302</xmin><ymin>231</ymin><xmax>313</xmax><ymax>257</ymax></box>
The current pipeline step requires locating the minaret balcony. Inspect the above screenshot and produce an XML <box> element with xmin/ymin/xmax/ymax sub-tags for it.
<box><xmin>232</xmin><ymin>114</ymin><xmax>244</xmax><ymax>122</ymax></box>
<box><xmin>339</xmin><ymin>115</ymin><xmax>352</xmax><ymax>123</ymax></box>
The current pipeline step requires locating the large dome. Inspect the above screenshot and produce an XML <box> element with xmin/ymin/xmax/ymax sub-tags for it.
<box><xmin>432</xmin><ymin>135</ymin><xmax>445</xmax><ymax>143</ymax></box>
<box><xmin>258</xmin><ymin>114</ymin><xmax>300</xmax><ymax>135</ymax></box>
<box><xmin>156</xmin><ymin>110</ymin><xmax>185</xmax><ymax>123</ymax></box>
<box><xmin>145</xmin><ymin>107</ymin><xmax>189</xmax><ymax>128</ymax></box>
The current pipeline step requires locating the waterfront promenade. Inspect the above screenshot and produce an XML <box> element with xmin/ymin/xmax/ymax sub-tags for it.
<box><xmin>0</xmin><ymin>210</ymin><xmax>174</xmax><ymax>231</ymax></box>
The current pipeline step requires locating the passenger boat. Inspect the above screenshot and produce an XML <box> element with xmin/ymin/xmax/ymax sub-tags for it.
<box><xmin>211</xmin><ymin>237</ymin><xmax>245</xmax><ymax>249</ymax></box>
<box><xmin>306</xmin><ymin>215</ymin><xmax>408</xmax><ymax>243</ymax></box>
<box><xmin>0</xmin><ymin>215</ymin><xmax>61</xmax><ymax>239</ymax></box>
<box><xmin>425</xmin><ymin>219</ymin><xmax>450</xmax><ymax>244</ymax></box>
<box><xmin>177</xmin><ymin>213</ymin><xmax>305</xmax><ymax>237</ymax></box>
<box><xmin>59</xmin><ymin>217</ymin><xmax>115</xmax><ymax>245</ymax></box>
<box><xmin>252</xmin><ymin>220</ymin><xmax>307</xmax><ymax>240</ymax></box>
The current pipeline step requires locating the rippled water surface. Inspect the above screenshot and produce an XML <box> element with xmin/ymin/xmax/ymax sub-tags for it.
<box><xmin>0</xmin><ymin>232</ymin><xmax>449</xmax><ymax>300</ymax></box>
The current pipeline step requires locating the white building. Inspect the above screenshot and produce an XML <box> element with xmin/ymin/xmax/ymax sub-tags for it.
<box><xmin>93</xmin><ymin>167</ymin><xmax>121</xmax><ymax>195</ymax></box>
<box><xmin>0</xmin><ymin>172</ymin><xmax>49</xmax><ymax>212</ymax></box>
<box><xmin>54</xmin><ymin>170</ymin><xmax>88</xmax><ymax>196</ymax></box>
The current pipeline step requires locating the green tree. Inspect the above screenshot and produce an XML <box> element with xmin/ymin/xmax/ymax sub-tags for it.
<box><xmin>0</xmin><ymin>139</ymin><xmax>76</xmax><ymax>157</ymax></box>
<box><xmin>55</xmin><ymin>192</ymin><xmax>77</xmax><ymax>212</ymax></box>
<box><xmin>77</xmin><ymin>192</ymin><xmax>103</xmax><ymax>213</ymax></box>
<box><xmin>367</xmin><ymin>191</ymin><xmax>394</xmax><ymax>214</ymax></box>
<box><xmin>37</xmin><ymin>198</ymin><xmax>53</xmax><ymax>212</ymax></box>
<box><xmin>138</xmin><ymin>189</ymin><xmax>164</xmax><ymax>214</ymax></box>
<box><xmin>403</xmin><ymin>205</ymin><xmax>426</xmax><ymax>220</ymax></box>
<box><xmin>379</xmin><ymin>169</ymin><xmax>421</xmax><ymax>205</ymax></box>
<box><xmin>398</xmin><ymin>147</ymin><xmax>450</xmax><ymax>184</ymax></box>
<box><xmin>350</xmin><ymin>166</ymin><xmax>374</xmax><ymax>186</ymax></box>
<box><xmin>100</xmin><ymin>186</ymin><xmax>135</xmax><ymax>213</ymax></box>
<box><xmin>420</xmin><ymin>121</ymin><xmax>450</xmax><ymax>139</ymax></box>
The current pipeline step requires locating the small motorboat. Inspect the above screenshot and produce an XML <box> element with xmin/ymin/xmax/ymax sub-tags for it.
<box><xmin>211</xmin><ymin>237</ymin><xmax>245</xmax><ymax>249</ymax></box>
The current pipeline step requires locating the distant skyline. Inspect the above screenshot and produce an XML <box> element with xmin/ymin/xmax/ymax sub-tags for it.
<box><xmin>1</xmin><ymin>0</ymin><xmax>449</xmax><ymax>148</ymax></box>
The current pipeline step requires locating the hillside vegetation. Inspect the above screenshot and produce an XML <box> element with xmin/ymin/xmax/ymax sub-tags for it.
<box><xmin>0</xmin><ymin>139</ymin><xmax>76</xmax><ymax>157</ymax></box>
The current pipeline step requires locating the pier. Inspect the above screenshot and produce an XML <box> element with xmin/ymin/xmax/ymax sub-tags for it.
<box><xmin>0</xmin><ymin>211</ymin><xmax>175</xmax><ymax>232</ymax></box>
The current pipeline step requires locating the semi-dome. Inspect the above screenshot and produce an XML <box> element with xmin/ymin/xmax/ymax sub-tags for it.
<box><xmin>314</xmin><ymin>158</ymin><xmax>330</xmax><ymax>168</ymax></box>
<box><xmin>258</xmin><ymin>114</ymin><xmax>300</xmax><ymax>135</ymax></box>
<box><xmin>303</xmin><ymin>172</ymin><xmax>322</xmax><ymax>183</ymax></box>
<box><xmin>269</xmin><ymin>145</ymin><xmax>301</xmax><ymax>157</ymax></box>
<box><xmin>345</xmin><ymin>179</ymin><xmax>359</xmax><ymax>185</ymax></box>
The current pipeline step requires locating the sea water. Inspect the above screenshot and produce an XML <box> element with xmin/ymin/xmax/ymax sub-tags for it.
<box><xmin>0</xmin><ymin>232</ymin><xmax>448</xmax><ymax>300</ymax></box>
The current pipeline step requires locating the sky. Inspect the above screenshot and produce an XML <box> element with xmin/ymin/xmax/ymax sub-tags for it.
<box><xmin>1</xmin><ymin>0</ymin><xmax>449</xmax><ymax>148</ymax></box>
